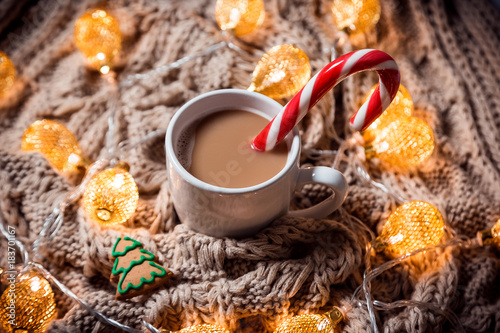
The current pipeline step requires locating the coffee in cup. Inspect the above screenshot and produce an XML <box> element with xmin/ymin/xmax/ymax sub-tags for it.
<box><xmin>178</xmin><ymin>109</ymin><xmax>288</xmax><ymax>188</ymax></box>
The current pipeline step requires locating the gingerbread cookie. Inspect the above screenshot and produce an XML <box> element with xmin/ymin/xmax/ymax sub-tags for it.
<box><xmin>110</xmin><ymin>236</ymin><xmax>173</xmax><ymax>300</ymax></box>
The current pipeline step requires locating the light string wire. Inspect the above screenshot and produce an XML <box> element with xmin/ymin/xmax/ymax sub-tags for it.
<box><xmin>1</xmin><ymin>13</ymin><xmax>483</xmax><ymax>333</ymax></box>
<box><xmin>325</xmin><ymin>28</ymin><xmax>468</xmax><ymax>332</ymax></box>
<box><xmin>336</xmin><ymin>135</ymin><xmax>467</xmax><ymax>332</ymax></box>
<box><xmin>311</xmin><ymin>133</ymin><xmax>407</xmax><ymax>204</ymax></box>
<box><xmin>357</xmin><ymin>236</ymin><xmax>478</xmax><ymax>333</ymax></box>
<box><xmin>0</xmin><ymin>164</ymin><xmax>165</xmax><ymax>332</ymax></box>
<box><xmin>31</xmin><ymin>24</ymin><xmax>239</xmax><ymax>253</ymax></box>
<box><xmin>1</xmin><ymin>211</ymin><xmax>146</xmax><ymax>332</ymax></box>
<box><xmin>28</xmin><ymin>262</ymin><xmax>144</xmax><ymax>333</ymax></box>
<box><xmin>0</xmin><ymin>211</ymin><xmax>29</xmax><ymax>265</ymax></box>
<box><xmin>337</xmin><ymin>134</ymin><xmax>462</xmax><ymax>331</ymax></box>
<box><xmin>351</xmin><ymin>154</ymin><xmax>407</xmax><ymax>204</ymax></box>
<box><xmin>0</xmin><ymin>26</ymin><xmax>260</xmax><ymax>333</ymax></box>
<box><xmin>119</xmin><ymin>41</ymin><xmax>228</xmax><ymax>88</ymax></box>
<box><xmin>301</xmin><ymin>30</ymin><xmax>467</xmax><ymax>332</ymax></box>
<box><xmin>143</xmin><ymin>320</ymin><xmax>162</xmax><ymax>333</ymax></box>
<box><xmin>0</xmin><ymin>159</ymin><xmax>153</xmax><ymax>332</ymax></box>
<box><xmin>30</xmin><ymin>158</ymin><xmax>111</xmax><ymax>261</ymax></box>
<box><xmin>118</xmin><ymin>29</ymin><xmax>253</xmax><ymax>90</ymax></box>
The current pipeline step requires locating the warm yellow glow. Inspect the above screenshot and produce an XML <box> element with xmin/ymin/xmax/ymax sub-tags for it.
<box><xmin>365</xmin><ymin>116</ymin><xmax>434</xmax><ymax>168</ymax></box>
<box><xmin>332</xmin><ymin>0</ymin><xmax>381</xmax><ymax>34</ymax></box>
<box><xmin>490</xmin><ymin>219</ymin><xmax>500</xmax><ymax>248</ymax></box>
<box><xmin>82</xmin><ymin>163</ymin><xmax>139</xmax><ymax>226</ymax></box>
<box><xmin>249</xmin><ymin>45</ymin><xmax>311</xmax><ymax>99</ymax></box>
<box><xmin>0</xmin><ymin>51</ymin><xmax>16</xmax><ymax>96</ymax></box>
<box><xmin>22</xmin><ymin>119</ymin><xmax>86</xmax><ymax>173</ymax></box>
<box><xmin>215</xmin><ymin>0</ymin><xmax>265</xmax><ymax>37</ymax></box>
<box><xmin>100</xmin><ymin>65</ymin><xmax>110</xmax><ymax>74</ymax></box>
<box><xmin>362</xmin><ymin>84</ymin><xmax>413</xmax><ymax>143</ymax></box>
<box><xmin>0</xmin><ymin>271</ymin><xmax>56</xmax><ymax>333</ymax></box>
<box><xmin>273</xmin><ymin>308</ymin><xmax>343</xmax><ymax>333</ymax></box>
<box><xmin>375</xmin><ymin>201</ymin><xmax>444</xmax><ymax>257</ymax></box>
<box><xmin>274</xmin><ymin>314</ymin><xmax>333</xmax><ymax>333</ymax></box>
<box><xmin>74</xmin><ymin>9</ymin><xmax>121</xmax><ymax>72</ymax></box>
<box><xmin>171</xmin><ymin>324</ymin><xmax>230</xmax><ymax>333</ymax></box>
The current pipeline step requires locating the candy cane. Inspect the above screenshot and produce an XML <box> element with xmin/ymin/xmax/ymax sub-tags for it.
<box><xmin>252</xmin><ymin>49</ymin><xmax>401</xmax><ymax>151</ymax></box>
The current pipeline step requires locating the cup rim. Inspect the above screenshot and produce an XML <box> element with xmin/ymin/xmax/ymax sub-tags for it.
<box><xmin>165</xmin><ymin>89</ymin><xmax>300</xmax><ymax>194</ymax></box>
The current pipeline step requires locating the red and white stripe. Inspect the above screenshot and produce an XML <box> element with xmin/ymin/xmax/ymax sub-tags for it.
<box><xmin>252</xmin><ymin>49</ymin><xmax>400</xmax><ymax>151</ymax></box>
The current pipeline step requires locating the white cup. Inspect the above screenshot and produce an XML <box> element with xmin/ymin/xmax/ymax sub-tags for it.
<box><xmin>165</xmin><ymin>89</ymin><xmax>347</xmax><ymax>237</ymax></box>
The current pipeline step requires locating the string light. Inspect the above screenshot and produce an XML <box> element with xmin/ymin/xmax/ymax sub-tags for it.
<box><xmin>362</xmin><ymin>84</ymin><xmax>413</xmax><ymax>143</ymax></box>
<box><xmin>0</xmin><ymin>270</ymin><xmax>57</xmax><ymax>333</ymax></box>
<box><xmin>215</xmin><ymin>0</ymin><xmax>265</xmax><ymax>37</ymax></box>
<box><xmin>82</xmin><ymin>162</ymin><xmax>139</xmax><ymax>226</ymax></box>
<box><xmin>161</xmin><ymin>324</ymin><xmax>231</xmax><ymax>333</ymax></box>
<box><xmin>364</xmin><ymin>116</ymin><xmax>434</xmax><ymax>168</ymax></box>
<box><xmin>374</xmin><ymin>201</ymin><xmax>444</xmax><ymax>257</ymax></box>
<box><xmin>490</xmin><ymin>219</ymin><xmax>500</xmax><ymax>248</ymax></box>
<box><xmin>22</xmin><ymin>119</ymin><xmax>88</xmax><ymax>173</ymax></box>
<box><xmin>331</xmin><ymin>0</ymin><xmax>381</xmax><ymax>34</ymax></box>
<box><xmin>0</xmin><ymin>51</ymin><xmax>16</xmax><ymax>96</ymax></box>
<box><xmin>478</xmin><ymin>218</ymin><xmax>500</xmax><ymax>249</ymax></box>
<box><xmin>74</xmin><ymin>9</ymin><xmax>122</xmax><ymax>74</ymax></box>
<box><xmin>273</xmin><ymin>307</ymin><xmax>344</xmax><ymax>333</ymax></box>
<box><xmin>248</xmin><ymin>44</ymin><xmax>311</xmax><ymax>99</ymax></box>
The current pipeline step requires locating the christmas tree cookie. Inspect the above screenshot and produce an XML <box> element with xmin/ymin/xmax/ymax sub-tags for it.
<box><xmin>110</xmin><ymin>236</ymin><xmax>173</xmax><ymax>300</ymax></box>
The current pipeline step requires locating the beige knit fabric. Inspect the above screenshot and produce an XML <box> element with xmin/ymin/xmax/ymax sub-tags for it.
<box><xmin>0</xmin><ymin>0</ymin><xmax>499</xmax><ymax>332</ymax></box>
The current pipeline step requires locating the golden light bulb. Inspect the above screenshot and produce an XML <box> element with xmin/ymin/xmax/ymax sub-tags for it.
<box><xmin>22</xmin><ymin>119</ymin><xmax>87</xmax><ymax>173</ymax></box>
<box><xmin>375</xmin><ymin>201</ymin><xmax>444</xmax><ymax>257</ymax></box>
<box><xmin>82</xmin><ymin>162</ymin><xmax>139</xmax><ymax>226</ymax></box>
<box><xmin>332</xmin><ymin>0</ymin><xmax>381</xmax><ymax>34</ymax></box>
<box><xmin>166</xmin><ymin>324</ymin><xmax>230</xmax><ymax>333</ymax></box>
<box><xmin>491</xmin><ymin>219</ymin><xmax>500</xmax><ymax>248</ymax></box>
<box><xmin>362</xmin><ymin>84</ymin><xmax>413</xmax><ymax>143</ymax></box>
<box><xmin>74</xmin><ymin>9</ymin><xmax>122</xmax><ymax>73</ymax></box>
<box><xmin>215</xmin><ymin>0</ymin><xmax>265</xmax><ymax>37</ymax></box>
<box><xmin>365</xmin><ymin>116</ymin><xmax>434</xmax><ymax>168</ymax></box>
<box><xmin>0</xmin><ymin>51</ymin><xmax>16</xmax><ymax>96</ymax></box>
<box><xmin>274</xmin><ymin>308</ymin><xmax>344</xmax><ymax>333</ymax></box>
<box><xmin>0</xmin><ymin>271</ymin><xmax>57</xmax><ymax>333</ymax></box>
<box><xmin>479</xmin><ymin>219</ymin><xmax>500</xmax><ymax>249</ymax></box>
<box><xmin>248</xmin><ymin>44</ymin><xmax>311</xmax><ymax>99</ymax></box>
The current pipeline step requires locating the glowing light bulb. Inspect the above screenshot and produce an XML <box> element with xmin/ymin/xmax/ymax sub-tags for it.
<box><xmin>22</xmin><ymin>119</ymin><xmax>87</xmax><ymax>173</ymax></box>
<box><xmin>375</xmin><ymin>201</ymin><xmax>444</xmax><ymax>257</ymax></box>
<box><xmin>274</xmin><ymin>308</ymin><xmax>344</xmax><ymax>333</ymax></box>
<box><xmin>479</xmin><ymin>219</ymin><xmax>500</xmax><ymax>249</ymax></box>
<box><xmin>176</xmin><ymin>324</ymin><xmax>230</xmax><ymax>333</ymax></box>
<box><xmin>0</xmin><ymin>51</ymin><xmax>16</xmax><ymax>96</ymax></box>
<box><xmin>362</xmin><ymin>84</ymin><xmax>413</xmax><ymax>143</ymax></box>
<box><xmin>74</xmin><ymin>9</ymin><xmax>122</xmax><ymax>73</ymax></box>
<box><xmin>161</xmin><ymin>324</ymin><xmax>230</xmax><ymax>333</ymax></box>
<box><xmin>248</xmin><ymin>45</ymin><xmax>311</xmax><ymax>99</ymax></box>
<box><xmin>332</xmin><ymin>0</ymin><xmax>381</xmax><ymax>34</ymax></box>
<box><xmin>365</xmin><ymin>116</ymin><xmax>434</xmax><ymax>168</ymax></box>
<box><xmin>215</xmin><ymin>0</ymin><xmax>265</xmax><ymax>37</ymax></box>
<box><xmin>0</xmin><ymin>271</ymin><xmax>56</xmax><ymax>333</ymax></box>
<box><xmin>82</xmin><ymin>162</ymin><xmax>139</xmax><ymax>226</ymax></box>
<box><xmin>491</xmin><ymin>219</ymin><xmax>500</xmax><ymax>248</ymax></box>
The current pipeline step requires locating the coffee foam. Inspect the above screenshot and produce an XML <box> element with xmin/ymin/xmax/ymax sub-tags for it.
<box><xmin>175</xmin><ymin>121</ymin><xmax>198</xmax><ymax>170</ymax></box>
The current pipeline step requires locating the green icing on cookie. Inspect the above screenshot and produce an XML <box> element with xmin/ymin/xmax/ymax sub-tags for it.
<box><xmin>111</xmin><ymin>236</ymin><xmax>143</xmax><ymax>257</ymax></box>
<box><xmin>117</xmin><ymin>261</ymin><xmax>168</xmax><ymax>295</ymax></box>
<box><xmin>110</xmin><ymin>236</ymin><xmax>168</xmax><ymax>296</ymax></box>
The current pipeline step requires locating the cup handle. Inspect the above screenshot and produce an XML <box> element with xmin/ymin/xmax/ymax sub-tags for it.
<box><xmin>287</xmin><ymin>166</ymin><xmax>348</xmax><ymax>219</ymax></box>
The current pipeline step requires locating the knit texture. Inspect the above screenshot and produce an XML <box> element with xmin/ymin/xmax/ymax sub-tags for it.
<box><xmin>0</xmin><ymin>0</ymin><xmax>499</xmax><ymax>332</ymax></box>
